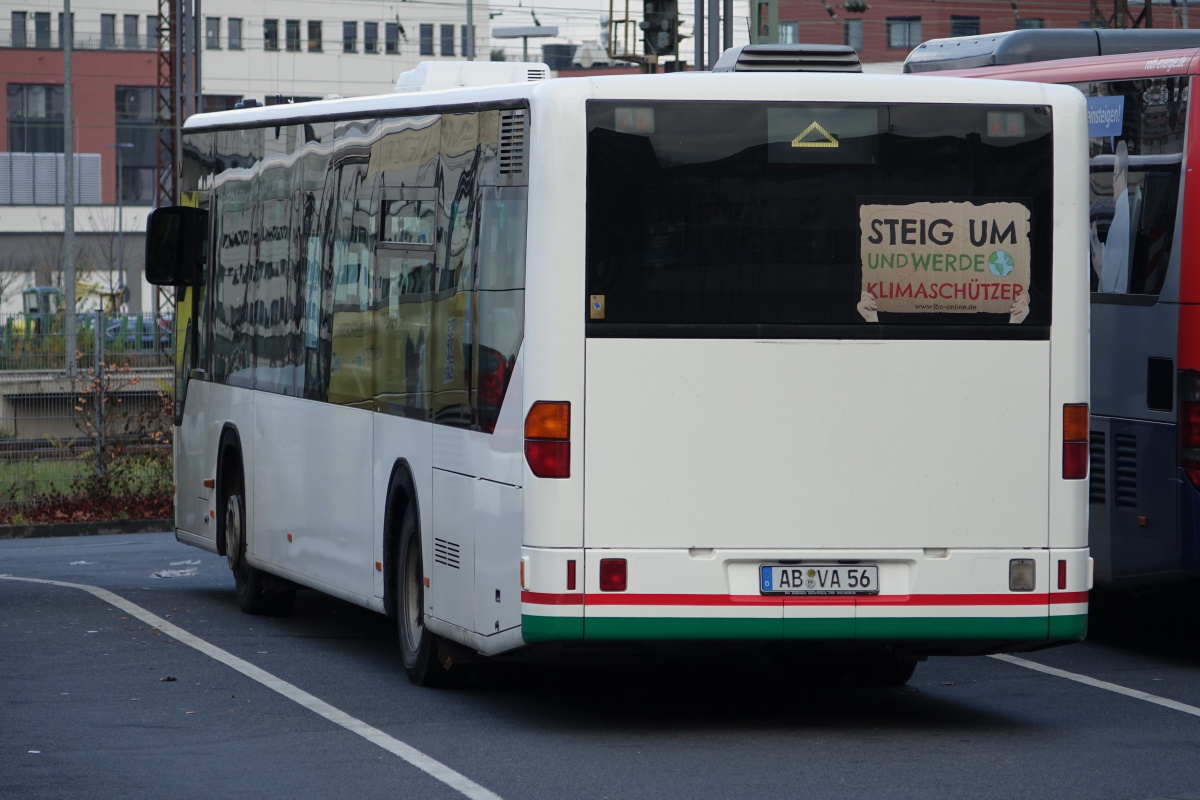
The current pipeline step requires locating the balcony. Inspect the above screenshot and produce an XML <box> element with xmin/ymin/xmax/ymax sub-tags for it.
<box><xmin>0</xmin><ymin>30</ymin><xmax>162</xmax><ymax>51</ymax></box>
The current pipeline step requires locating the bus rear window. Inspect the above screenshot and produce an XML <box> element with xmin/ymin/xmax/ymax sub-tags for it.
<box><xmin>585</xmin><ymin>100</ymin><xmax>1054</xmax><ymax>339</ymax></box>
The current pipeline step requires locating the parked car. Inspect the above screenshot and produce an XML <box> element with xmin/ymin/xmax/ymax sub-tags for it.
<box><xmin>105</xmin><ymin>315</ymin><xmax>172</xmax><ymax>352</ymax></box>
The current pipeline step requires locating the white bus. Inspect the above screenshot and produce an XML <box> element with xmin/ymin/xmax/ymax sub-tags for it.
<box><xmin>146</xmin><ymin>54</ymin><xmax>1091</xmax><ymax>686</ymax></box>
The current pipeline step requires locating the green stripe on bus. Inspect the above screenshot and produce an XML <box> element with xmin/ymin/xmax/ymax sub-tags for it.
<box><xmin>523</xmin><ymin>614</ymin><xmax>1087</xmax><ymax>644</ymax></box>
<box><xmin>585</xmin><ymin>617</ymin><xmax>783</xmax><ymax>641</ymax></box>
<box><xmin>854</xmin><ymin>616</ymin><xmax>1049</xmax><ymax>640</ymax></box>
<box><xmin>521</xmin><ymin>615</ymin><xmax>584</xmax><ymax>642</ymax></box>
<box><xmin>1048</xmin><ymin>614</ymin><xmax>1088</xmax><ymax>642</ymax></box>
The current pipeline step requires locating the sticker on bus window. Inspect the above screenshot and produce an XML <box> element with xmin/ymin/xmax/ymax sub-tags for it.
<box><xmin>857</xmin><ymin>201</ymin><xmax>1031</xmax><ymax>323</ymax></box>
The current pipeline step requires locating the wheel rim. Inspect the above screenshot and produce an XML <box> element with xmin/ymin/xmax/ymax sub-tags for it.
<box><xmin>225</xmin><ymin>493</ymin><xmax>243</xmax><ymax>571</ymax></box>
<box><xmin>402</xmin><ymin>535</ymin><xmax>423</xmax><ymax>655</ymax></box>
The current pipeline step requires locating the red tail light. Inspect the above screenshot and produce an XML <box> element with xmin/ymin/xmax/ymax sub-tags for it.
<box><xmin>1063</xmin><ymin>403</ymin><xmax>1088</xmax><ymax>480</ymax></box>
<box><xmin>599</xmin><ymin>558</ymin><xmax>627</xmax><ymax>592</ymax></box>
<box><xmin>1181</xmin><ymin>371</ymin><xmax>1200</xmax><ymax>488</ymax></box>
<box><xmin>525</xmin><ymin>402</ymin><xmax>570</xmax><ymax>478</ymax></box>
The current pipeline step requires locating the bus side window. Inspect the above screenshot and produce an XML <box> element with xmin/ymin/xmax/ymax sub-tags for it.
<box><xmin>1082</xmin><ymin>77</ymin><xmax>1186</xmax><ymax>298</ymax></box>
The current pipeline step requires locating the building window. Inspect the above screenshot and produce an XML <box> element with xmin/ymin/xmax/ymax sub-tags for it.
<box><xmin>308</xmin><ymin>21</ymin><xmax>322</xmax><ymax>52</ymax></box>
<box><xmin>461</xmin><ymin>25</ymin><xmax>472</xmax><ymax>58</ymax></box>
<box><xmin>228</xmin><ymin>18</ymin><xmax>242</xmax><ymax>50</ymax></box>
<box><xmin>343</xmin><ymin>21</ymin><xmax>356</xmax><ymax>53</ymax></box>
<box><xmin>11</xmin><ymin>12</ymin><xmax>26</xmax><ymax>48</ymax></box>
<box><xmin>949</xmin><ymin>15</ymin><xmax>979</xmax><ymax>38</ymax></box>
<box><xmin>101</xmin><ymin>14</ymin><xmax>116</xmax><ymax>49</ymax></box>
<box><xmin>115</xmin><ymin>86</ymin><xmax>156</xmax><ymax>205</ymax></box>
<box><xmin>7</xmin><ymin>84</ymin><xmax>64</xmax><ymax>153</ymax></box>
<box><xmin>286</xmin><ymin>19</ymin><xmax>300</xmax><ymax>52</ymax></box>
<box><xmin>1016</xmin><ymin>18</ymin><xmax>1045</xmax><ymax>29</ymax></box>
<box><xmin>777</xmin><ymin>22</ymin><xmax>798</xmax><ymax>44</ymax></box>
<box><xmin>385</xmin><ymin>22</ymin><xmax>399</xmax><ymax>54</ymax></box>
<box><xmin>364</xmin><ymin>22</ymin><xmax>378</xmax><ymax>53</ymax></box>
<box><xmin>887</xmin><ymin>17</ymin><xmax>921</xmax><ymax>49</ymax></box>
<box><xmin>844</xmin><ymin>18</ymin><xmax>862</xmax><ymax>50</ymax></box>
<box><xmin>34</xmin><ymin>12</ymin><xmax>50</xmax><ymax>48</ymax></box>
<box><xmin>147</xmin><ymin>15</ymin><xmax>159</xmax><ymax>46</ymax></box>
<box><xmin>123</xmin><ymin>14</ymin><xmax>139</xmax><ymax>48</ymax></box>
<box><xmin>440</xmin><ymin>24</ymin><xmax>454</xmax><ymax>56</ymax></box>
<box><xmin>419</xmin><ymin>24</ymin><xmax>433</xmax><ymax>56</ymax></box>
<box><xmin>264</xmin><ymin>19</ymin><xmax>279</xmax><ymax>51</ymax></box>
<box><xmin>206</xmin><ymin>17</ymin><xmax>220</xmax><ymax>49</ymax></box>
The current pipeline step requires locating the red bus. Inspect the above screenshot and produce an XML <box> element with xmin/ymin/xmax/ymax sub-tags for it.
<box><xmin>907</xmin><ymin>28</ymin><xmax>1200</xmax><ymax>589</ymax></box>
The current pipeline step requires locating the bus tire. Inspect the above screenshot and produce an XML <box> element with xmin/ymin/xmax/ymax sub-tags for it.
<box><xmin>224</xmin><ymin>469</ymin><xmax>294</xmax><ymax>617</ymax></box>
<box><xmin>397</xmin><ymin>505</ymin><xmax>453</xmax><ymax>686</ymax></box>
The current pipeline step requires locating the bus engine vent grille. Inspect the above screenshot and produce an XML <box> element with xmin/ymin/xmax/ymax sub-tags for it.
<box><xmin>499</xmin><ymin>109</ymin><xmax>527</xmax><ymax>176</ymax></box>
<box><xmin>434</xmin><ymin>538</ymin><xmax>461</xmax><ymax>569</ymax></box>
<box><xmin>1089</xmin><ymin>430</ymin><xmax>1106</xmax><ymax>505</ymax></box>
<box><xmin>1113</xmin><ymin>432</ymin><xmax>1138</xmax><ymax>509</ymax></box>
<box><xmin>711</xmin><ymin>44</ymin><xmax>862</xmax><ymax>73</ymax></box>
<box><xmin>526</xmin><ymin>68</ymin><xmax>549</xmax><ymax>82</ymax></box>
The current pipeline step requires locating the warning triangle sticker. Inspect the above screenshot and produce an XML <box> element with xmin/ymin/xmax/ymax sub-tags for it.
<box><xmin>791</xmin><ymin>122</ymin><xmax>839</xmax><ymax>148</ymax></box>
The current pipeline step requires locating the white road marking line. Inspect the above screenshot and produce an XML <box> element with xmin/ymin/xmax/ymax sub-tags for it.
<box><xmin>1</xmin><ymin>575</ymin><xmax>504</xmax><ymax>800</ymax></box>
<box><xmin>0</xmin><ymin>540</ymin><xmax>146</xmax><ymax>552</ymax></box>
<box><xmin>992</xmin><ymin>653</ymin><xmax>1200</xmax><ymax>718</ymax></box>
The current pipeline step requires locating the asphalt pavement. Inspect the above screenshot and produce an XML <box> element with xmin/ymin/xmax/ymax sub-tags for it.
<box><xmin>4</xmin><ymin>532</ymin><xmax>1200</xmax><ymax>800</ymax></box>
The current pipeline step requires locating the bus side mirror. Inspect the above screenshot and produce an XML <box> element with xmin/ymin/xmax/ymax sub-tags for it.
<box><xmin>145</xmin><ymin>205</ymin><xmax>207</xmax><ymax>286</ymax></box>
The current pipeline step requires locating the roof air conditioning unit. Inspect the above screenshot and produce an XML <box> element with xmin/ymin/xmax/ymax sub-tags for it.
<box><xmin>394</xmin><ymin>61</ymin><xmax>552</xmax><ymax>93</ymax></box>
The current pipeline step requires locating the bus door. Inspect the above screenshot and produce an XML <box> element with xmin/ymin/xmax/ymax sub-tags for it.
<box><xmin>174</xmin><ymin>189</ymin><xmax>219</xmax><ymax>546</ymax></box>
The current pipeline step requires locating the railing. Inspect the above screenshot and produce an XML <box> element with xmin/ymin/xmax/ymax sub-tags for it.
<box><xmin>0</xmin><ymin>311</ymin><xmax>174</xmax><ymax>519</ymax></box>
<box><xmin>0</xmin><ymin>311</ymin><xmax>173</xmax><ymax>372</ymax></box>
<box><xmin>0</xmin><ymin>30</ymin><xmax>162</xmax><ymax>51</ymax></box>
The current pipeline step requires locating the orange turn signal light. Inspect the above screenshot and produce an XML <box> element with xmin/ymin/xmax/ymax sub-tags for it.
<box><xmin>1063</xmin><ymin>403</ymin><xmax>1088</xmax><ymax>443</ymax></box>
<box><xmin>525</xmin><ymin>401</ymin><xmax>570</xmax><ymax>440</ymax></box>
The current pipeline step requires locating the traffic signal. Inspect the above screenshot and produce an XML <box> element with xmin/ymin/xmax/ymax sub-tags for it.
<box><xmin>641</xmin><ymin>0</ymin><xmax>679</xmax><ymax>57</ymax></box>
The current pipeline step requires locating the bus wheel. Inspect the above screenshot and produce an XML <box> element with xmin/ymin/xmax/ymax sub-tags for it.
<box><xmin>225</xmin><ymin>475</ymin><xmax>294</xmax><ymax>617</ymax></box>
<box><xmin>397</xmin><ymin>506</ymin><xmax>453</xmax><ymax>686</ymax></box>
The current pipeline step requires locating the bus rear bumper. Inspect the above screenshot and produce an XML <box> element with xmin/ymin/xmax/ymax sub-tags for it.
<box><xmin>519</xmin><ymin>546</ymin><xmax>1089</xmax><ymax>652</ymax></box>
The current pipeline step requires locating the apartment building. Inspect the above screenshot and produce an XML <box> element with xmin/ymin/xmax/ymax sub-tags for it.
<box><xmin>0</xmin><ymin>0</ymin><xmax>487</xmax><ymax>312</ymax></box>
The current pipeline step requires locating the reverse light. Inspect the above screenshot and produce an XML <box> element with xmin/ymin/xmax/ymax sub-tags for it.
<box><xmin>1063</xmin><ymin>403</ymin><xmax>1088</xmax><ymax>480</ymax></box>
<box><xmin>1009</xmin><ymin>558</ymin><xmax>1035</xmax><ymax>592</ymax></box>
<box><xmin>525</xmin><ymin>402</ymin><xmax>570</xmax><ymax>478</ymax></box>
<box><xmin>599</xmin><ymin>558</ymin><xmax>627</xmax><ymax>592</ymax></box>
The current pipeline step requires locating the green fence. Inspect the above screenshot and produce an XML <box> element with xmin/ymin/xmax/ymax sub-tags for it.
<box><xmin>0</xmin><ymin>311</ymin><xmax>173</xmax><ymax>522</ymax></box>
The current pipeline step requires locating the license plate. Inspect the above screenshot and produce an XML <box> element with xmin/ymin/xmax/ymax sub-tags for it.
<box><xmin>759</xmin><ymin>565</ymin><xmax>879</xmax><ymax>595</ymax></box>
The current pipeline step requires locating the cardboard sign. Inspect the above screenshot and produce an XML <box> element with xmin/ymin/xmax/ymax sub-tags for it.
<box><xmin>859</xmin><ymin>201</ymin><xmax>1031</xmax><ymax>317</ymax></box>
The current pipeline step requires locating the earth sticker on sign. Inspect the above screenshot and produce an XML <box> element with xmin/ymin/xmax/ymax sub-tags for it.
<box><xmin>857</xmin><ymin>200</ymin><xmax>1032</xmax><ymax>323</ymax></box>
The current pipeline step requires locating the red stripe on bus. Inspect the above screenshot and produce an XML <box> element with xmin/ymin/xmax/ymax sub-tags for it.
<box><xmin>520</xmin><ymin>591</ymin><xmax>1088</xmax><ymax>608</ymax></box>
<box><xmin>520</xmin><ymin>591</ymin><xmax>584</xmax><ymax>605</ymax></box>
